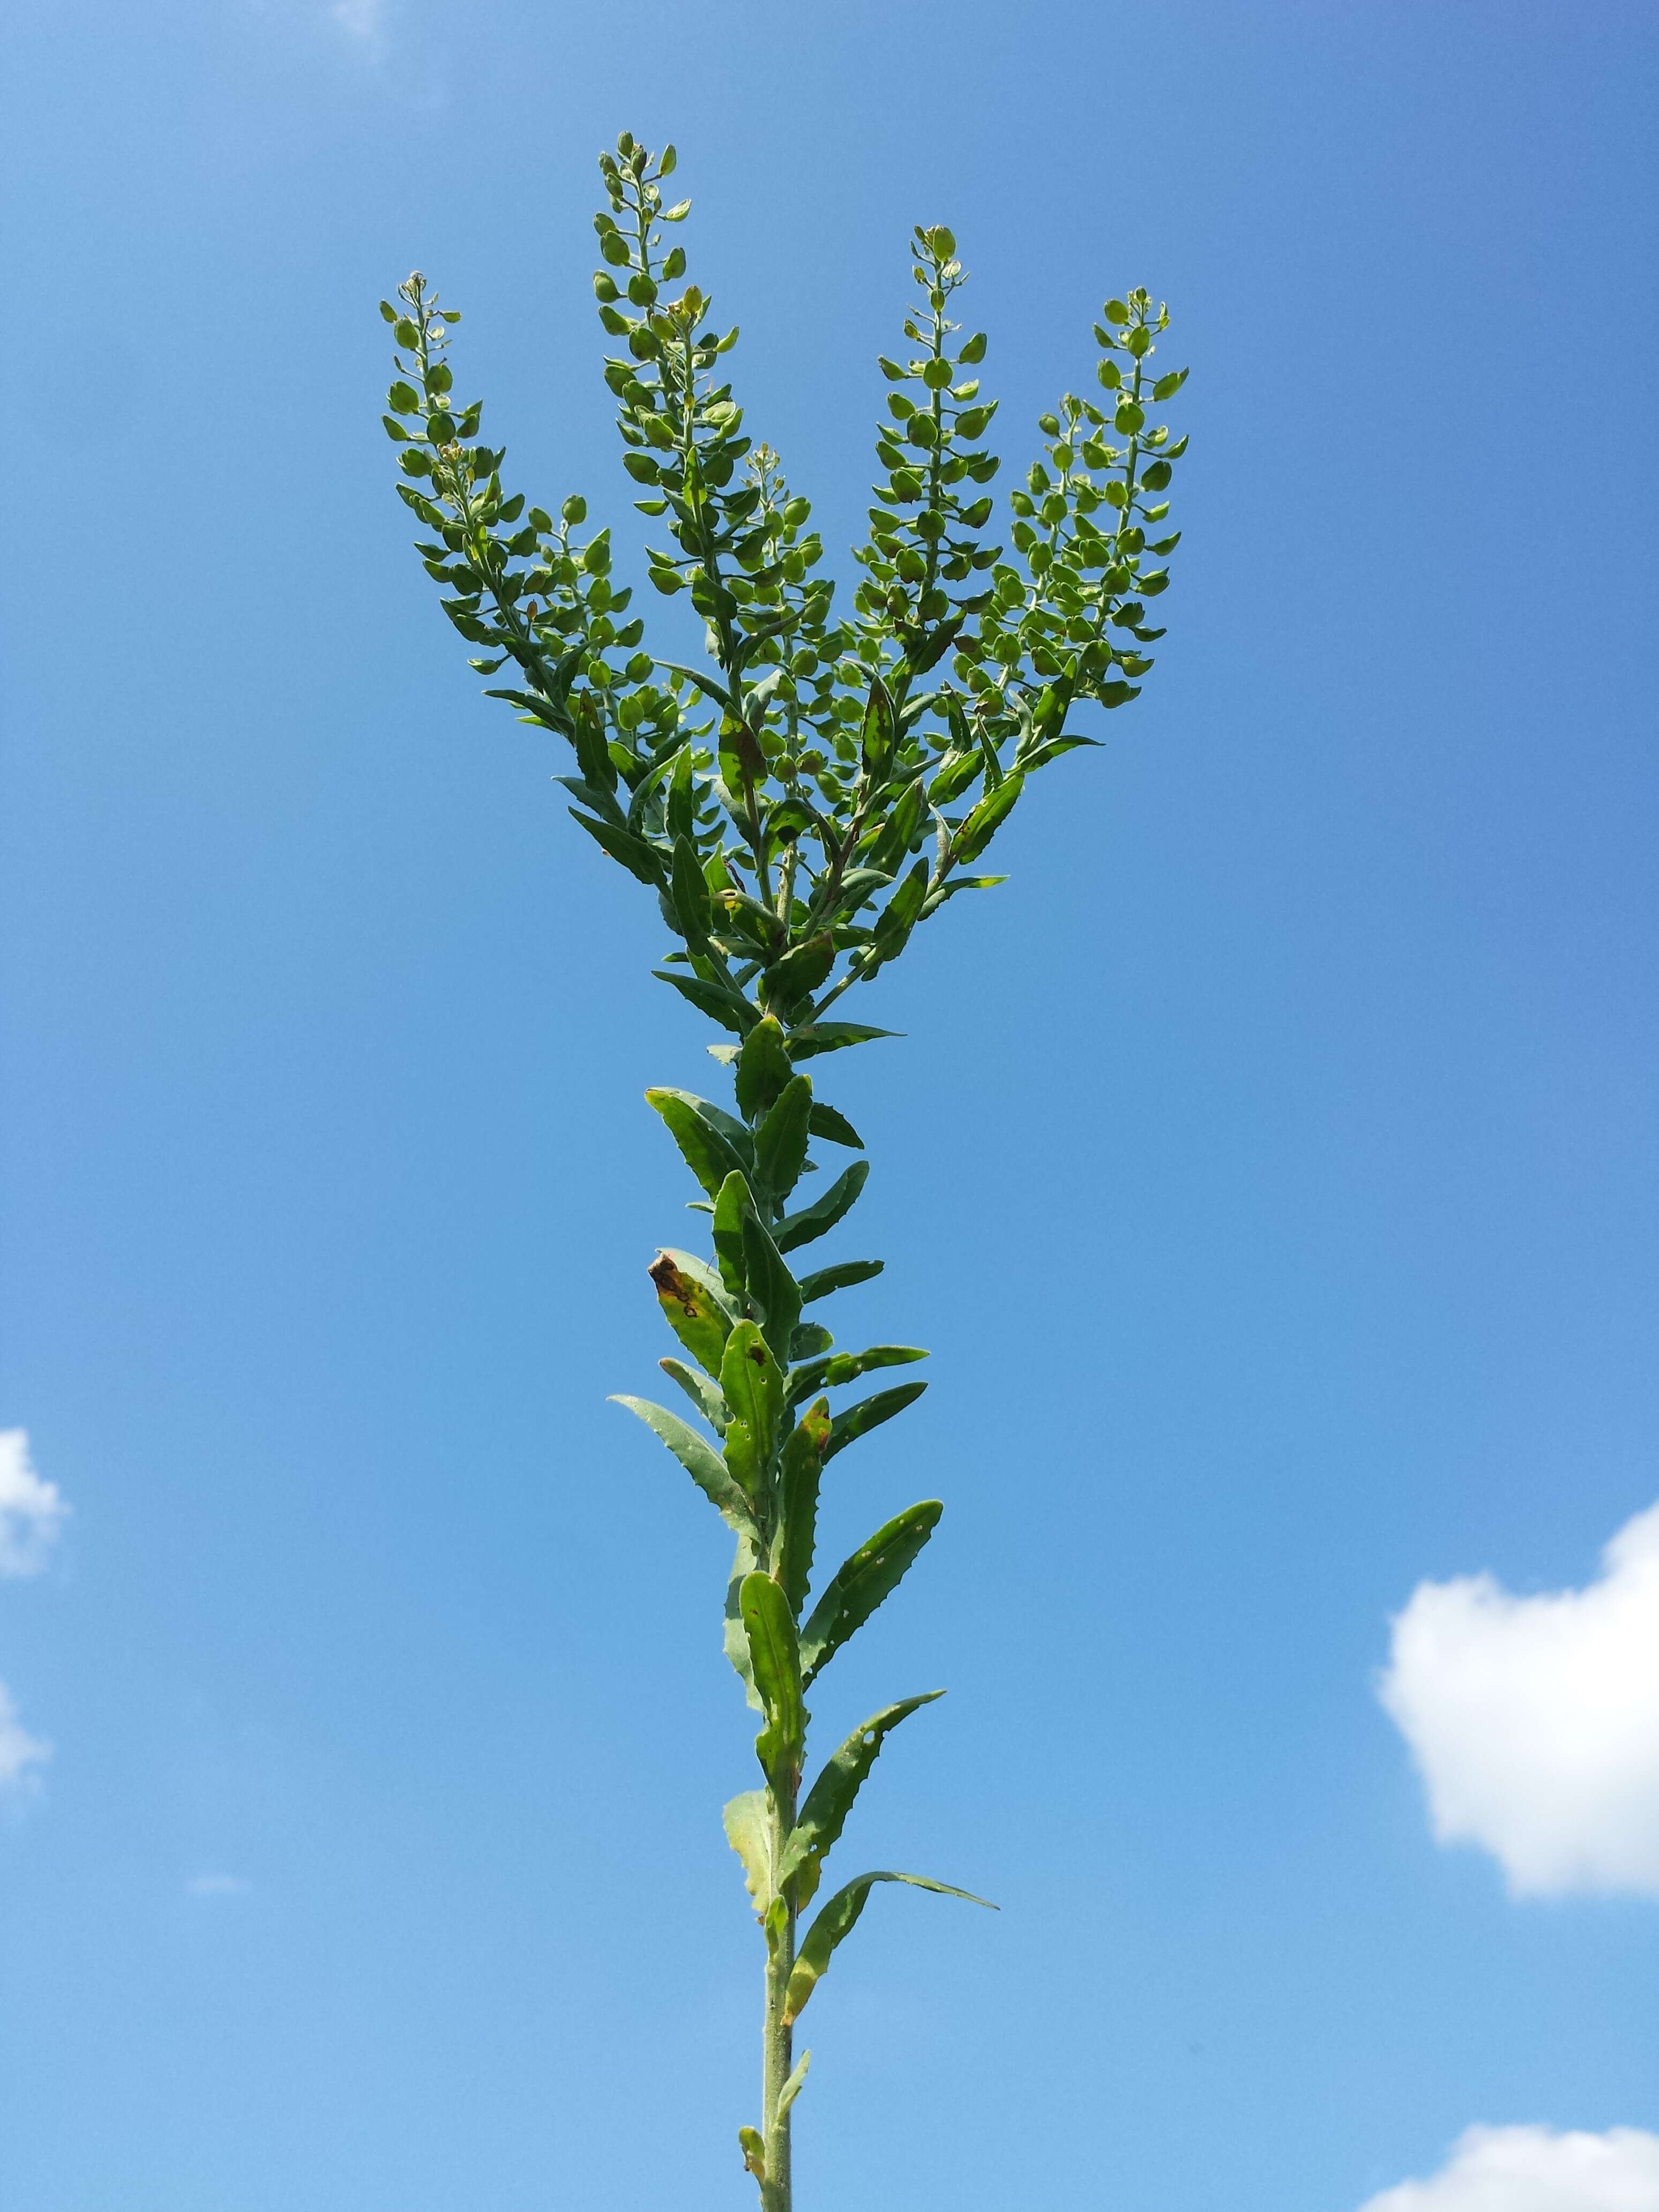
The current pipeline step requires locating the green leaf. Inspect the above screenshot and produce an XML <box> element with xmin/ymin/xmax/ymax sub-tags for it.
<box><xmin>659</xmin><ymin>1356</ymin><xmax>728</xmax><ymax>1431</ymax></box>
<box><xmin>826</xmin><ymin>1379</ymin><xmax>928</xmax><ymax>1461</ymax></box>
<box><xmin>711</xmin><ymin>1169</ymin><xmax>753</xmax><ymax>1300</ymax></box>
<box><xmin>760</xmin><ymin>932</ymin><xmax>835</xmax><ymax>1017</ymax></box>
<box><xmin>952</xmin><ymin>770</ymin><xmax>1024</xmax><ymax>865</ymax></box>
<box><xmin>798</xmin><ymin>1258</ymin><xmax>884</xmax><ymax>1304</ymax></box>
<box><xmin>669</xmin><ymin>834</ymin><xmax>712</xmax><ymax>947</ymax></box>
<box><xmin>723</xmin><ymin>1788</ymin><xmax>773</xmax><ymax>1912</ymax></box>
<box><xmin>742</xmin><ymin>1209</ymin><xmax>803</xmax><ymax>1363</ymax></box>
<box><xmin>653</xmin><ymin>967</ymin><xmax>759</xmax><ymax>1036</ymax></box>
<box><xmin>735</xmin><ymin>1014</ymin><xmax>795</xmax><ymax>1120</ymax></box>
<box><xmin>783</xmin><ymin>1870</ymin><xmax>995</xmax><ymax>2024</ymax></box>
<box><xmin>786</xmin><ymin>1022</ymin><xmax>901</xmax><ymax>1060</ymax></box>
<box><xmin>776</xmin><ymin>2049</ymin><xmax>811</xmax><ymax>2120</ymax></box>
<box><xmin>724</xmin><ymin>1529</ymin><xmax>763</xmax><ymax>1709</ymax></box>
<box><xmin>789</xmin><ymin>1342</ymin><xmax>926</xmax><ymax>1407</ymax></box>
<box><xmin>778</xmin><ymin>1398</ymin><xmax>831</xmax><ymax>1616</ymax></box>
<box><xmin>741</xmin><ymin>1572</ymin><xmax>806</xmax><ymax>1782</ymax></box>
<box><xmin>646</xmin><ymin>1087</ymin><xmax>753</xmax><ymax>1201</ymax></box>
<box><xmin>775</xmin><ymin>1160</ymin><xmax>869</xmax><ymax>1253</ymax></box>
<box><xmin>807</xmin><ymin>1101</ymin><xmax>863</xmax><ymax>1149</ymax></box>
<box><xmin>610</xmin><ymin>1395</ymin><xmax>753</xmax><ymax>1530</ymax></box>
<box><xmin>570</xmin><ymin>809</ymin><xmax>663</xmax><ymax>885</ymax></box>
<box><xmin>799</xmin><ymin>1501</ymin><xmax>943</xmax><ymax>1682</ymax></box>
<box><xmin>780</xmin><ymin>1693</ymin><xmax>943</xmax><ymax>1905</ymax></box>
<box><xmin>648</xmin><ymin>1248</ymin><xmax>734</xmax><ymax>1374</ymax></box>
<box><xmin>755</xmin><ymin>1074</ymin><xmax>813</xmax><ymax>1201</ymax></box>
<box><xmin>720</xmin><ymin>1322</ymin><xmax>785</xmax><ymax>1491</ymax></box>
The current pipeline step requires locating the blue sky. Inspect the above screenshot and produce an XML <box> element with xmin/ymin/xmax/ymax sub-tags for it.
<box><xmin>3</xmin><ymin>4</ymin><xmax>1657</xmax><ymax>2209</ymax></box>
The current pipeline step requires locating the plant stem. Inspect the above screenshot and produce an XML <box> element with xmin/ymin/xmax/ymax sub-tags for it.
<box><xmin>760</xmin><ymin>1787</ymin><xmax>797</xmax><ymax>2212</ymax></box>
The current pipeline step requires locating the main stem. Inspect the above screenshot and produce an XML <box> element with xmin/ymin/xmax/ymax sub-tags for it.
<box><xmin>761</xmin><ymin>1788</ymin><xmax>797</xmax><ymax>2212</ymax></box>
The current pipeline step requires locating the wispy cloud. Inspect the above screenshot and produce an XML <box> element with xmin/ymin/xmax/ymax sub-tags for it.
<box><xmin>332</xmin><ymin>0</ymin><xmax>386</xmax><ymax>43</ymax></box>
<box><xmin>1380</xmin><ymin>1499</ymin><xmax>1659</xmax><ymax>1897</ymax></box>
<box><xmin>0</xmin><ymin>1430</ymin><xmax>68</xmax><ymax>1578</ymax></box>
<box><xmin>0</xmin><ymin>1683</ymin><xmax>49</xmax><ymax>1799</ymax></box>
<box><xmin>1357</xmin><ymin>2124</ymin><xmax>1659</xmax><ymax>2210</ymax></box>
<box><xmin>186</xmin><ymin>1872</ymin><xmax>252</xmax><ymax>1897</ymax></box>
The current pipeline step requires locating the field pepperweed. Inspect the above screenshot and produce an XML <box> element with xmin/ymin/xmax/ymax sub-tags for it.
<box><xmin>382</xmin><ymin>131</ymin><xmax>1189</xmax><ymax>2212</ymax></box>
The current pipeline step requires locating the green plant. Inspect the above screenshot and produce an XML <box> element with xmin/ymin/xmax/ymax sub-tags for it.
<box><xmin>381</xmin><ymin>130</ymin><xmax>1187</xmax><ymax>2212</ymax></box>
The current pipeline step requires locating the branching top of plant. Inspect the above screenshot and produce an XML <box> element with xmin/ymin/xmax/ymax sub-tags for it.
<box><xmin>380</xmin><ymin>131</ymin><xmax>1188</xmax><ymax>1058</ymax></box>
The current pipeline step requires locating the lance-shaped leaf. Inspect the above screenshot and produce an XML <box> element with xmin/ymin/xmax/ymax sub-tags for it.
<box><xmin>825</xmin><ymin>1379</ymin><xmax>928</xmax><ymax>1461</ymax></box>
<box><xmin>786</xmin><ymin>1022</ymin><xmax>901</xmax><ymax>1060</ymax></box>
<box><xmin>776</xmin><ymin>2049</ymin><xmax>811</xmax><ymax>2120</ymax></box>
<box><xmin>735</xmin><ymin>1013</ymin><xmax>794</xmax><ymax>1120</ymax></box>
<box><xmin>653</xmin><ymin>966</ymin><xmax>758</xmax><ymax>1035</ymax></box>
<box><xmin>808</xmin><ymin>1101</ymin><xmax>863</xmax><ymax>1150</ymax></box>
<box><xmin>780</xmin><ymin>1691</ymin><xmax>943</xmax><ymax>1907</ymax></box>
<box><xmin>570</xmin><ymin>808</ymin><xmax>665</xmax><ymax>885</ymax></box>
<box><xmin>646</xmin><ymin>1087</ymin><xmax>753</xmax><ymax>1201</ymax></box>
<box><xmin>776</xmin><ymin>1160</ymin><xmax>870</xmax><ymax>1253</ymax></box>
<box><xmin>724</xmin><ymin>1530</ymin><xmax>763</xmax><ymax>1710</ymax></box>
<box><xmin>754</xmin><ymin>1074</ymin><xmax>813</xmax><ymax>1202</ymax></box>
<box><xmin>798</xmin><ymin>1258</ymin><xmax>884</xmax><ymax>1305</ymax></box>
<box><xmin>720</xmin><ymin>1321</ymin><xmax>784</xmax><ymax>1500</ymax></box>
<box><xmin>610</xmin><ymin>1395</ymin><xmax>753</xmax><ymax>1531</ymax></box>
<box><xmin>951</xmin><ymin>769</ymin><xmax>1025</xmax><ymax>865</ymax></box>
<box><xmin>741</xmin><ymin>1571</ymin><xmax>806</xmax><ymax>1783</ymax></box>
<box><xmin>723</xmin><ymin>1788</ymin><xmax>772</xmax><ymax>1914</ymax></box>
<box><xmin>788</xmin><ymin>1342</ymin><xmax>927</xmax><ymax>1409</ymax></box>
<box><xmin>649</xmin><ymin>1249</ymin><xmax>733</xmax><ymax>1374</ymax></box>
<box><xmin>778</xmin><ymin>1397</ymin><xmax>831</xmax><ymax>1617</ymax></box>
<box><xmin>798</xmin><ymin>1500</ymin><xmax>943</xmax><ymax>1684</ymax></box>
<box><xmin>759</xmin><ymin>931</ymin><xmax>835</xmax><ymax>1017</ymax></box>
<box><xmin>659</xmin><ymin>1356</ymin><xmax>728</xmax><ymax>1432</ymax></box>
<box><xmin>783</xmin><ymin>1870</ymin><xmax>996</xmax><ymax>2026</ymax></box>
<box><xmin>742</xmin><ymin>1209</ymin><xmax>802</xmax><ymax>1362</ymax></box>
<box><xmin>669</xmin><ymin>833</ymin><xmax>713</xmax><ymax>947</ymax></box>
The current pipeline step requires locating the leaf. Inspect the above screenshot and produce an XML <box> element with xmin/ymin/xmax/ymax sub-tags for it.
<box><xmin>660</xmin><ymin>1356</ymin><xmax>728</xmax><ymax>1431</ymax></box>
<box><xmin>711</xmin><ymin>1169</ymin><xmax>753</xmax><ymax>1299</ymax></box>
<box><xmin>669</xmin><ymin>834</ymin><xmax>712</xmax><ymax>947</ymax></box>
<box><xmin>808</xmin><ymin>1101</ymin><xmax>863</xmax><ymax>1149</ymax></box>
<box><xmin>735</xmin><ymin>1014</ymin><xmax>795</xmax><ymax>1119</ymax></box>
<box><xmin>776</xmin><ymin>1160</ymin><xmax>870</xmax><ymax>1253</ymax></box>
<box><xmin>798</xmin><ymin>1258</ymin><xmax>884</xmax><ymax>1304</ymax></box>
<box><xmin>760</xmin><ymin>932</ymin><xmax>835</xmax><ymax>1016</ymax></box>
<box><xmin>799</xmin><ymin>1501</ymin><xmax>943</xmax><ymax>1682</ymax></box>
<box><xmin>649</xmin><ymin>1249</ymin><xmax>734</xmax><ymax>1373</ymax></box>
<box><xmin>789</xmin><ymin>1342</ymin><xmax>927</xmax><ymax>1407</ymax></box>
<box><xmin>754</xmin><ymin>1074</ymin><xmax>813</xmax><ymax>1201</ymax></box>
<box><xmin>653</xmin><ymin>967</ymin><xmax>759</xmax><ymax>1035</ymax></box>
<box><xmin>952</xmin><ymin>771</ymin><xmax>1024</xmax><ymax>865</ymax></box>
<box><xmin>776</xmin><ymin>2050</ymin><xmax>811</xmax><ymax>2120</ymax></box>
<box><xmin>610</xmin><ymin>1395</ymin><xmax>752</xmax><ymax>1530</ymax></box>
<box><xmin>778</xmin><ymin>1398</ymin><xmax>831</xmax><ymax>1616</ymax></box>
<box><xmin>741</xmin><ymin>1572</ymin><xmax>806</xmax><ymax>1782</ymax></box>
<box><xmin>570</xmin><ymin>808</ymin><xmax>664</xmax><ymax>884</ymax></box>
<box><xmin>723</xmin><ymin>1788</ymin><xmax>773</xmax><ymax>1913</ymax></box>
<box><xmin>786</xmin><ymin>1022</ymin><xmax>901</xmax><ymax>1060</ymax></box>
<box><xmin>646</xmin><ymin>1087</ymin><xmax>753</xmax><ymax>1200</ymax></box>
<box><xmin>780</xmin><ymin>1693</ymin><xmax>944</xmax><ymax>1906</ymax></box>
<box><xmin>783</xmin><ymin>1871</ymin><xmax>995</xmax><ymax>2024</ymax></box>
<box><xmin>826</xmin><ymin>1380</ymin><xmax>928</xmax><ymax>1461</ymax></box>
<box><xmin>738</xmin><ymin>2127</ymin><xmax>766</xmax><ymax>2182</ymax></box>
<box><xmin>742</xmin><ymin>1208</ymin><xmax>802</xmax><ymax>1363</ymax></box>
<box><xmin>720</xmin><ymin>1322</ymin><xmax>786</xmax><ymax>1490</ymax></box>
<box><xmin>724</xmin><ymin>1530</ymin><xmax>763</xmax><ymax>1709</ymax></box>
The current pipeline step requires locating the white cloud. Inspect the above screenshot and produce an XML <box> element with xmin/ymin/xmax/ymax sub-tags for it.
<box><xmin>186</xmin><ymin>1873</ymin><xmax>252</xmax><ymax>1896</ymax></box>
<box><xmin>0</xmin><ymin>1430</ymin><xmax>68</xmax><ymax>1578</ymax></box>
<box><xmin>1358</xmin><ymin>2125</ymin><xmax>1659</xmax><ymax>2211</ymax></box>
<box><xmin>1379</xmin><ymin>1498</ymin><xmax>1659</xmax><ymax>1896</ymax></box>
<box><xmin>0</xmin><ymin>1682</ymin><xmax>49</xmax><ymax>1798</ymax></box>
<box><xmin>332</xmin><ymin>0</ymin><xmax>385</xmax><ymax>41</ymax></box>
